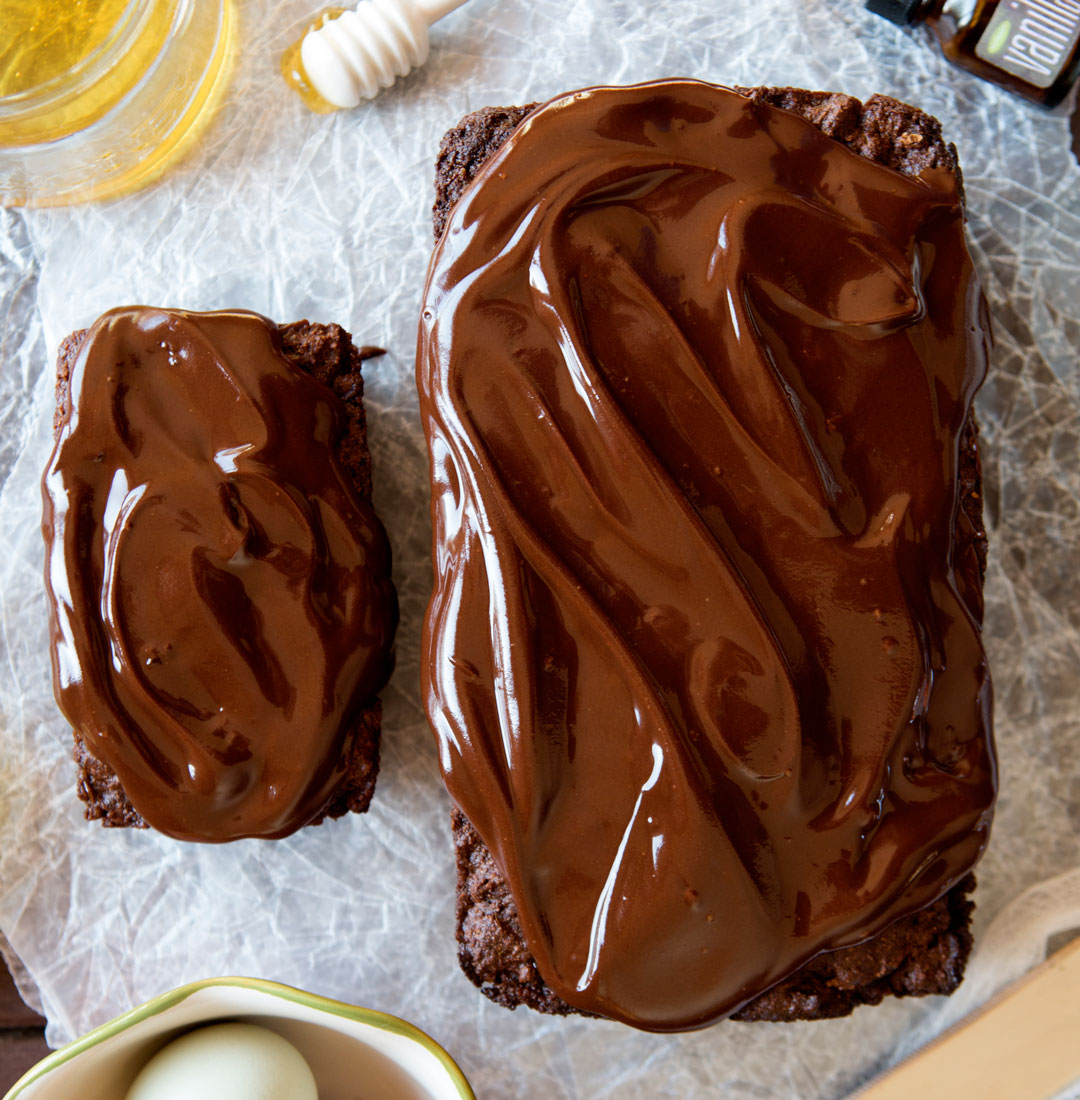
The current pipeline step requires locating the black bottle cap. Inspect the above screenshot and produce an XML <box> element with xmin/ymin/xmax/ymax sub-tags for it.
<box><xmin>864</xmin><ymin>0</ymin><xmax>924</xmax><ymax>26</ymax></box>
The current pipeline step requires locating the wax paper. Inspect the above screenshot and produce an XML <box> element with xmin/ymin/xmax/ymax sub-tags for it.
<box><xmin>1</xmin><ymin>0</ymin><xmax>1079</xmax><ymax>1096</ymax></box>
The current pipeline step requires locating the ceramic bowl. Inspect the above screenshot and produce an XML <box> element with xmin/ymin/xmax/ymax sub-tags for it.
<box><xmin>3</xmin><ymin>976</ymin><xmax>475</xmax><ymax>1100</ymax></box>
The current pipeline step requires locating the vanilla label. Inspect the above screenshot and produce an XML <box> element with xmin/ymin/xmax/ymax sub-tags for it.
<box><xmin>976</xmin><ymin>0</ymin><xmax>1080</xmax><ymax>88</ymax></box>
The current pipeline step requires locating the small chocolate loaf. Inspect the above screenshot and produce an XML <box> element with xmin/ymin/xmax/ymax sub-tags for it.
<box><xmin>46</xmin><ymin>311</ymin><xmax>397</xmax><ymax>842</ymax></box>
<box><xmin>422</xmin><ymin>83</ymin><xmax>994</xmax><ymax>1027</ymax></box>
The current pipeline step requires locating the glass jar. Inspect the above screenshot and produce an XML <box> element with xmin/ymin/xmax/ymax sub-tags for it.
<box><xmin>0</xmin><ymin>0</ymin><xmax>233</xmax><ymax>208</ymax></box>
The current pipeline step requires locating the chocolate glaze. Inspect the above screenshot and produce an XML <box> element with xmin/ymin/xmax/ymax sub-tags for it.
<box><xmin>43</xmin><ymin>308</ymin><xmax>397</xmax><ymax>842</ymax></box>
<box><xmin>417</xmin><ymin>81</ymin><xmax>996</xmax><ymax>1031</ymax></box>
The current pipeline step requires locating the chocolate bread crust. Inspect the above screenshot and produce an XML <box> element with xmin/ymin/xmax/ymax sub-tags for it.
<box><xmin>431</xmin><ymin>87</ymin><xmax>962</xmax><ymax>243</ymax></box>
<box><xmin>433</xmin><ymin>104</ymin><xmax>537</xmax><ymax>241</ymax></box>
<box><xmin>733</xmin><ymin>87</ymin><xmax>962</xmax><ymax>190</ymax></box>
<box><xmin>436</xmin><ymin>85</ymin><xmax>985</xmax><ymax>1023</ymax></box>
<box><xmin>54</xmin><ymin>318</ymin><xmax>385</xmax><ymax>831</ymax></box>
<box><xmin>454</xmin><ymin>810</ymin><xmax>976</xmax><ymax>1023</ymax></box>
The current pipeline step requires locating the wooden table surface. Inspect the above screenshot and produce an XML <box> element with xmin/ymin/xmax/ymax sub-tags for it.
<box><xmin>0</xmin><ymin>959</ymin><xmax>49</xmax><ymax>1095</ymax></box>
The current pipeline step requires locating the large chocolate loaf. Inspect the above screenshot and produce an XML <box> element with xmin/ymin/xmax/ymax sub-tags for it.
<box><xmin>420</xmin><ymin>82</ymin><xmax>995</xmax><ymax>1029</ymax></box>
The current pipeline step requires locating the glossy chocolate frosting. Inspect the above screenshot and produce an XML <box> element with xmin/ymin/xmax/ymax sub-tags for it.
<box><xmin>417</xmin><ymin>81</ymin><xmax>996</xmax><ymax>1031</ymax></box>
<box><xmin>43</xmin><ymin>308</ymin><xmax>397</xmax><ymax>842</ymax></box>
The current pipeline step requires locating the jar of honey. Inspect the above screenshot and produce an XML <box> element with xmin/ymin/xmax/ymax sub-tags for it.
<box><xmin>0</xmin><ymin>0</ymin><xmax>233</xmax><ymax>207</ymax></box>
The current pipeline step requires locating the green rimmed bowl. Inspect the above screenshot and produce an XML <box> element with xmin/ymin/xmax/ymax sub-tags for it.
<box><xmin>3</xmin><ymin>976</ymin><xmax>476</xmax><ymax>1100</ymax></box>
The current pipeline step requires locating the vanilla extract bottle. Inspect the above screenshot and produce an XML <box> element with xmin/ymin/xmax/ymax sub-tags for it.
<box><xmin>865</xmin><ymin>0</ymin><xmax>1080</xmax><ymax>106</ymax></box>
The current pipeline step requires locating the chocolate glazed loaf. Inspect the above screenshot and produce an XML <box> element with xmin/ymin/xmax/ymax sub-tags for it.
<box><xmin>46</xmin><ymin>313</ymin><xmax>397</xmax><ymax>842</ymax></box>
<box><xmin>420</xmin><ymin>83</ymin><xmax>995</xmax><ymax>1027</ymax></box>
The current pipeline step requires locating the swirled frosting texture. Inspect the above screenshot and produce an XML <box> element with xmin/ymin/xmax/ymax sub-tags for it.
<box><xmin>418</xmin><ymin>82</ymin><xmax>997</xmax><ymax>1030</ymax></box>
<box><xmin>43</xmin><ymin>308</ymin><xmax>397</xmax><ymax>842</ymax></box>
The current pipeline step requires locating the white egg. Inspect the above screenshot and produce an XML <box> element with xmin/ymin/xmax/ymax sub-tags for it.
<box><xmin>124</xmin><ymin>1021</ymin><xmax>319</xmax><ymax>1100</ymax></box>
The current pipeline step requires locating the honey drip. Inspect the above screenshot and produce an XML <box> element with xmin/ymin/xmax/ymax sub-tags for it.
<box><xmin>281</xmin><ymin>7</ymin><xmax>348</xmax><ymax>114</ymax></box>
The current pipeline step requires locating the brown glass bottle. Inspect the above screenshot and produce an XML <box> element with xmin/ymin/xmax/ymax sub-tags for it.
<box><xmin>866</xmin><ymin>0</ymin><xmax>1080</xmax><ymax>106</ymax></box>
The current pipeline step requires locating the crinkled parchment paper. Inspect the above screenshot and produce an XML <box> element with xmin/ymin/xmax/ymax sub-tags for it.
<box><xmin>1</xmin><ymin>0</ymin><xmax>1079</xmax><ymax>1096</ymax></box>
